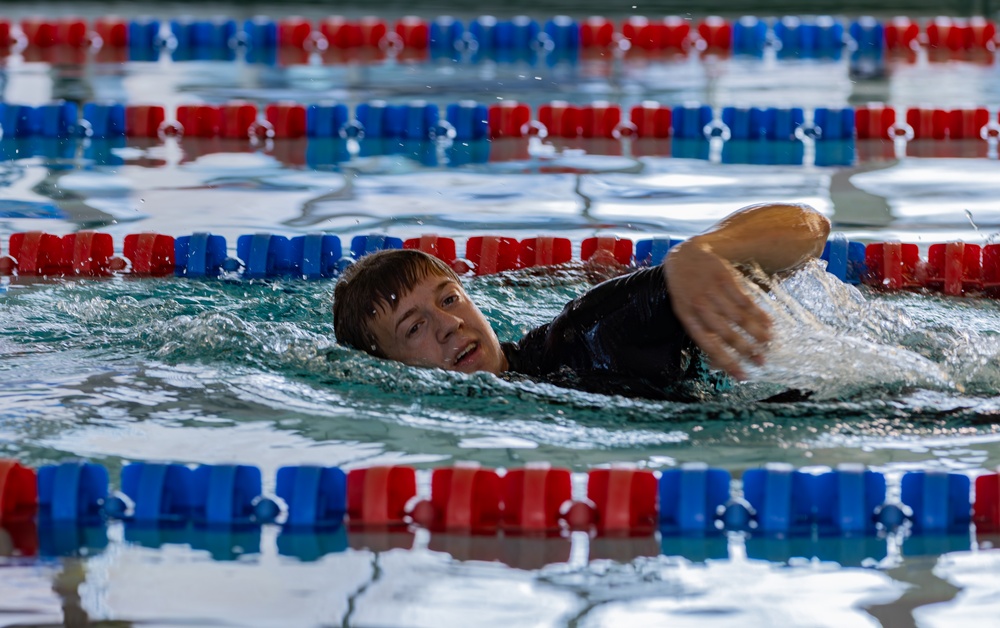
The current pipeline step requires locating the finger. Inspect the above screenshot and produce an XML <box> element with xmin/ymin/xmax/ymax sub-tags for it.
<box><xmin>718</xmin><ymin>276</ymin><xmax>773</xmax><ymax>342</ymax></box>
<box><xmin>707</xmin><ymin>289</ymin><xmax>772</xmax><ymax>347</ymax></box>
<box><xmin>681</xmin><ymin>314</ymin><xmax>748</xmax><ymax>380</ymax></box>
<box><xmin>696</xmin><ymin>306</ymin><xmax>762</xmax><ymax>364</ymax></box>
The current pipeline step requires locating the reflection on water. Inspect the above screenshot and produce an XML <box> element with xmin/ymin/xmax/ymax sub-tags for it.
<box><xmin>3</xmin><ymin>6</ymin><xmax>1000</xmax><ymax>626</ymax></box>
<box><xmin>3</xmin><ymin>258</ymin><xmax>1000</xmax><ymax>623</ymax></box>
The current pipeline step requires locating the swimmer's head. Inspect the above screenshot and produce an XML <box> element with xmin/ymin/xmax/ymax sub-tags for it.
<box><xmin>333</xmin><ymin>249</ymin><xmax>507</xmax><ymax>374</ymax></box>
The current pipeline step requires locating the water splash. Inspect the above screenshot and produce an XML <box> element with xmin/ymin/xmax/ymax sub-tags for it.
<box><xmin>966</xmin><ymin>209</ymin><xmax>981</xmax><ymax>234</ymax></box>
<box><xmin>739</xmin><ymin>261</ymin><xmax>960</xmax><ymax>400</ymax></box>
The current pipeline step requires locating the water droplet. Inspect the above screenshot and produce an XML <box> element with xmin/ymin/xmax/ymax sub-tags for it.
<box><xmin>965</xmin><ymin>209</ymin><xmax>980</xmax><ymax>233</ymax></box>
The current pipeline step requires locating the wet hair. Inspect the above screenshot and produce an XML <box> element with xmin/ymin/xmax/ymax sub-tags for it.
<box><xmin>333</xmin><ymin>249</ymin><xmax>461</xmax><ymax>357</ymax></box>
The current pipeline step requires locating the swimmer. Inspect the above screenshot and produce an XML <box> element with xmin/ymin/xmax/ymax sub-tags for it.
<box><xmin>333</xmin><ymin>202</ymin><xmax>831</xmax><ymax>399</ymax></box>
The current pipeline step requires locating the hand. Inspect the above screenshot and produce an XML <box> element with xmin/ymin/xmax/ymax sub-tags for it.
<box><xmin>663</xmin><ymin>240</ymin><xmax>772</xmax><ymax>380</ymax></box>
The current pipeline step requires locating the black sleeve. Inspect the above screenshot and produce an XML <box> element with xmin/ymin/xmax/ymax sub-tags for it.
<box><xmin>503</xmin><ymin>267</ymin><xmax>701</xmax><ymax>398</ymax></box>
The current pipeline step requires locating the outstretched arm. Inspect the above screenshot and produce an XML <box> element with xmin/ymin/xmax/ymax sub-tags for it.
<box><xmin>663</xmin><ymin>202</ymin><xmax>831</xmax><ymax>380</ymax></box>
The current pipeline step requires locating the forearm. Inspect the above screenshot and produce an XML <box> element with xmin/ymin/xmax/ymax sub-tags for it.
<box><xmin>668</xmin><ymin>202</ymin><xmax>831</xmax><ymax>275</ymax></box>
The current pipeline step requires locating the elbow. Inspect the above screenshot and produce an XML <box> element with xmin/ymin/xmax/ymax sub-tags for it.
<box><xmin>802</xmin><ymin>205</ymin><xmax>832</xmax><ymax>257</ymax></box>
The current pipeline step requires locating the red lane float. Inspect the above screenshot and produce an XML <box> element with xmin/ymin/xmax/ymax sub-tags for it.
<box><xmin>465</xmin><ymin>236</ymin><xmax>521</xmax><ymax>275</ymax></box>
<box><xmin>864</xmin><ymin>242</ymin><xmax>920</xmax><ymax>290</ymax></box>
<box><xmin>967</xmin><ymin>16</ymin><xmax>998</xmax><ymax>49</ymax></box>
<box><xmin>7</xmin><ymin>232</ymin><xmax>67</xmax><ymax>276</ymax></box>
<box><xmin>411</xmin><ymin>463</ymin><xmax>503</xmax><ymax>533</ymax></box>
<box><xmin>21</xmin><ymin>17</ymin><xmax>89</xmax><ymax>48</ymax></box>
<box><xmin>539</xmin><ymin>102</ymin><xmax>582</xmax><ymax>138</ymax></box>
<box><xmin>948</xmin><ymin>108</ymin><xmax>992</xmax><ymax>139</ymax></box>
<box><xmin>278</xmin><ymin>17</ymin><xmax>312</xmax><ymax>48</ymax></box>
<box><xmin>630</xmin><ymin>102</ymin><xmax>672</xmax><ymax>138</ymax></box>
<box><xmin>885</xmin><ymin>17</ymin><xmax>920</xmax><ymax>51</ymax></box>
<box><xmin>697</xmin><ymin>16</ymin><xmax>732</xmax><ymax>51</ymax></box>
<box><xmin>855</xmin><ymin>104</ymin><xmax>897</xmax><ymax>140</ymax></box>
<box><xmin>581</xmin><ymin>236</ymin><xmax>633</xmax><ymax>266</ymax></box>
<box><xmin>176</xmin><ymin>105</ymin><xmax>222</xmax><ymax>138</ymax></box>
<box><xmin>403</xmin><ymin>235</ymin><xmax>458</xmax><ymax>266</ymax></box>
<box><xmin>906</xmin><ymin>107</ymin><xmax>990</xmax><ymax>140</ymax></box>
<box><xmin>319</xmin><ymin>16</ymin><xmax>389</xmax><ymax>49</ymax></box>
<box><xmin>502</xmin><ymin>464</ymin><xmax>572</xmax><ymax>533</ymax></box>
<box><xmin>123</xmin><ymin>234</ymin><xmax>176</xmax><ymax>276</ymax></box>
<box><xmin>346</xmin><ymin>466</ymin><xmax>416</xmax><ymax>527</ymax></box>
<box><xmin>925</xmin><ymin>242</ymin><xmax>981</xmax><ymax>295</ymax></box>
<box><xmin>125</xmin><ymin>105</ymin><xmax>166</xmax><ymax>138</ymax></box>
<box><xmin>0</xmin><ymin>459</ymin><xmax>37</xmax><ymax>522</ymax></box>
<box><xmin>581</xmin><ymin>102</ymin><xmax>622</xmax><ymax>139</ymax></box>
<box><xmin>176</xmin><ymin>102</ymin><xmax>257</xmax><ymax>139</ymax></box>
<box><xmin>488</xmin><ymin>102</ymin><xmax>532</xmax><ymax>139</ymax></box>
<box><xmin>982</xmin><ymin>245</ymin><xmax>1000</xmax><ymax>297</ymax></box>
<box><xmin>321</xmin><ymin>16</ymin><xmax>361</xmax><ymax>49</ymax></box>
<box><xmin>581</xmin><ymin>16</ymin><xmax>615</xmax><ymax>48</ymax></box>
<box><xmin>6</xmin><ymin>231</ymin><xmax>122</xmax><ymax>277</ymax></box>
<box><xmin>519</xmin><ymin>236</ymin><xmax>572</xmax><ymax>267</ymax></box>
<box><xmin>266</xmin><ymin>102</ymin><xmax>307</xmax><ymax>138</ymax></box>
<box><xmin>64</xmin><ymin>232</ymin><xmax>118</xmax><ymax>276</ymax></box>
<box><xmin>93</xmin><ymin>17</ymin><xmax>129</xmax><ymax>47</ymax></box>
<box><xmin>579</xmin><ymin>467</ymin><xmax>658</xmax><ymax>535</ymax></box>
<box><xmin>974</xmin><ymin>470</ymin><xmax>1000</xmax><ymax>532</ymax></box>
<box><xmin>395</xmin><ymin>16</ymin><xmax>429</xmax><ymax>50</ymax></box>
<box><xmin>926</xmin><ymin>16</ymin><xmax>997</xmax><ymax>51</ymax></box>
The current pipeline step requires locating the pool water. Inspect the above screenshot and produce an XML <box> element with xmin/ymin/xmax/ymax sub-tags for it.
<box><xmin>3</xmin><ymin>5</ymin><xmax>1000</xmax><ymax>627</ymax></box>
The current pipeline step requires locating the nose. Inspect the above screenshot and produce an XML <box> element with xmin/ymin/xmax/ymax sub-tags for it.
<box><xmin>434</xmin><ymin>308</ymin><xmax>463</xmax><ymax>342</ymax></box>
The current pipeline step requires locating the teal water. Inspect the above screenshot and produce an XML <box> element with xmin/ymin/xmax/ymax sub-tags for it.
<box><xmin>3</xmin><ymin>5</ymin><xmax>1000</xmax><ymax>626</ymax></box>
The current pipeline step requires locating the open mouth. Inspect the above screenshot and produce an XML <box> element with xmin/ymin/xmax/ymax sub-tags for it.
<box><xmin>455</xmin><ymin>341</ymin><xmax>478</xmax><ymax>366</ymax></box>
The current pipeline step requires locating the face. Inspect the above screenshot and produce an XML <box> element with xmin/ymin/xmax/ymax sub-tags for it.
<box><xmin>370</xmin><ymin>274</ymin><xmax>508</xmax><ymax>375</ymax></box>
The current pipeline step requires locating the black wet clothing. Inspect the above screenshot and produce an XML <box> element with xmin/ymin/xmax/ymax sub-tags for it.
<box><xmin>501</xmin><ymin>266</ymin><xmax>707</xmax><ymax>400</ymax></box>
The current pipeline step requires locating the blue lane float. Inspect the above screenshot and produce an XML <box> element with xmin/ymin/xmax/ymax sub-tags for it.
<box><xmin>243</xmin><ymin>16</ymin><xmax>279</xmax><ymax>49</ymax></box>
<box><xmin>0</xmin><ymin>102</ymin><xmax>87</xmax><ymax>139</ymax></box>
<box><xmin>774</xmin><ymin>16</ymin><xmax>846</xmax><ymax>59</ymax></box>
<box><xmin>82</xmin><ymin>103</ymin><xmax>127</xmax><ymax>138</ymax></box>
<box><xmin>822</xmin><ymin>235</ymin><xmax>867</xmax><ymax>284</ymax></box>
<box><xmin>175</xmin><ymin>233</ymin><xmax>230</xmax><ymax>278</ymax></box>
<box><xmin>355</xmin><ymin>101</ymin><xmax>441</xmax><ymax>140</ymax></box>
<box><xmin>236</xmin><ymin>233</ymin><xmax>294</xmax><ymax>279</ymax></box>
<box><xmin>276</xmin><ymin>466</ymin><xmax>348</xmax><ymax>529</ymax></box>
<box><xmin>635</xmin><ymin>237</ymin><xmax>684</xmax><ymax>266</ymax></box>
<box><xmin>191</xmin><ymin>464</ymin><xmax>278</xmax><ymax>526</ymax></box>
<box><xmin>732</xmin><ymin>16</ymin><xmax>768</xmax><ymax>56</ymax></box>
<box><xmin>671</xmin><ymin>105</ymin><xmax>715</xmax><ymax>140</ymax></box>
<box><xmin>495</xmin><ymin>16</ymin><xmax>541</xmax><ymax>51</ymax></box>
<box><xmin>813</xmin><ymin>107</ymin><xmax>856</xmax><ymax>141</ymax></box>
<box><xmin>721</xmin><ymin>107</ymin><xmax>805</xmax><ymax>141</ymax></box>
<box><xmin>114</xmin><ymin>462</ymin><xmax>196</xmax><ymax>524</ymax></box>
<box><xmin>742</xmin><ymin>463</ymin><xmax>888</xmax><ymax>535</ymax></box>
<box><xmin>6</xmin><ymin>459</ymin><xmax>997</xmax><ymax>563</ymax></box>
<box><xmin>543</xmin><ymin>16</ymin><xmax>580</xmax><ymax>52</ymax></box>
<box><xmin>900</xmin><ymin>470</ymin><xmax>972</xmax><ymax>535</ymax></box>
<box><xmin>170</xmin><ymin>17</ymin><xmax>238</xmax><ymax>50</ymax></box>
<box><xmin>430</xmin><ymin>16</ymin><xmax>464</xmax><ymax>55</ymax></box>
<box><xmin>350</xmin><ymin>234</ymin><xmax>404</xmax><ymax>258</ymax></box>
<box><xmin>658</xmin><ymin>464</ymin><xmax>731</xmax><ymax>535</ymax></box>
<box><xmin>0</xmin><ymin>104</ymin><xmax>41</xmax><ymax>138</ymax></box>
<box><xmin>128</xmin><ymin>18</ymin><xmax>162</xmax><ymax>61</ymax></box>
<box><xmin>38</xmin><ymin>462</ymin><xmax>109</xmax><ymax>524</ymax></box>
<box><xmin>446</xmin><ymin>101</ymin><xmax>490</xmax><ymax>141</ymax></box>
<box><xmin>291</xmin><ymin>234</ymin><xmax>345</xmax><ymax>279</ymax></box>
<box><xmin>306</xmin><ymin>103</ymin><xmax>351</xmax><ymax>138</ymax></box>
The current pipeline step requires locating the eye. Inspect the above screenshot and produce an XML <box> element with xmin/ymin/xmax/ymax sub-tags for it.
<box><xmin>406</xmin><ymin>322</ymin><xmax>421</xmax><ymax>338</ymax></box>
<box><xmin>443</xmin><ymin>293</ymin><xmax>459</xmax><ymax>306</ymax></box>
